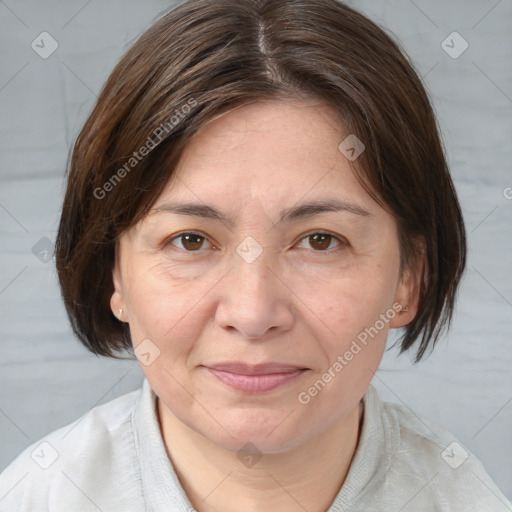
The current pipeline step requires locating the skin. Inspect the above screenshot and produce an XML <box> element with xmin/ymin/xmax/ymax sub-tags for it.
<box><xmin>111</xmin><ymin>98</ymin><xmax>423</xmax><ymax>512</ymax></box>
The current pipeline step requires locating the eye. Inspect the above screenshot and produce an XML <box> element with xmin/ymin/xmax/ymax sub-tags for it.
<box><xmin>166</xmin><ymin>231</ymin><xmax>213</xmax><ymax>252</ymax></box>
<box><xmin>296</xmin><ymin>232</ymin><xmax>346</xmax><ymax>252</ymax></box>
<box><xmin>164</xmin><ymin>231</ymin><xmax>346</xmax><ymax>254</ymax></box>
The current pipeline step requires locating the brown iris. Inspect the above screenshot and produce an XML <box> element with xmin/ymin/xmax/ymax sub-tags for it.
<box><xmin>308</xmin><ymin>233</ymin><xmax>332</xmax><ymax>250</ymax></box>
<box><xmin>181</xmin><ymin>233</ymin><xmax>205</xmax><ymax>251</ymax></box>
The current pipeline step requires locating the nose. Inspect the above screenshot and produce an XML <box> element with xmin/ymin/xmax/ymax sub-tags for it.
<box><xmin>214</xmin><ymin>251</ymin><xmax>295</xmax><ymax>340</ymax></box>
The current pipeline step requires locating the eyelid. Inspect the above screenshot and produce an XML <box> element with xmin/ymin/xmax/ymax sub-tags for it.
<box><xmin>164</xmin><ymin>230</ymin><xmax>348</xmax><ymax>253</ymax></box>
<box><xmin>295</xmin><ymin>230</ymin><xmax>348</xmax><ymax>252</ymax></box>
<box><xmin>166</xmin><ymin>231</ymin><xmax>213</xmax><ymax>251</ymax></box>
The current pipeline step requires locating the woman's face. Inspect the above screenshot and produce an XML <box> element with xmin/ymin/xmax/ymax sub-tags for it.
<box><xmin>111</xmin><ymin>98</ymin><xmax>417</xmax><ymax>454</ymax></box>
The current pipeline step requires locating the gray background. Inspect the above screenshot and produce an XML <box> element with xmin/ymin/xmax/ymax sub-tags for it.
<box><xmin>1</xmin><ymin>0</ymin><xmax>511</xmax><ymax>502</ymax></box>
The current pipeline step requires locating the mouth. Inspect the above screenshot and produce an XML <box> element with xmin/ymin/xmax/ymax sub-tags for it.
<box><xmin>202</xmin><ymin>363</ymin><xmax>309</xmax><ymax>393</ymax></box>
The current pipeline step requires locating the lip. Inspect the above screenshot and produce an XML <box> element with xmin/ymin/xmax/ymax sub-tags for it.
<box><xmin>202</xmin><ymin>363</ymin><xmax>308</xmax><ymax>393</ymax></box>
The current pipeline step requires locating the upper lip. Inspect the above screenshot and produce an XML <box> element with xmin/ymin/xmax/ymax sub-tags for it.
<box><xmin>204</xmin><ymin>362</ymin><xmax>308</xmax><ymax>375</ymax></box>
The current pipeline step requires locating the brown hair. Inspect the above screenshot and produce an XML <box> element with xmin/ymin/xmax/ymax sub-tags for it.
<box><xmin>55</xmin><ymin>0</ymin><xmax>466</xmax><ymax>362</ymax></box>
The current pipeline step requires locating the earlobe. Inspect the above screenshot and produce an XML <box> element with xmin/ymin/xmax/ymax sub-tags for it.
<box><xmin>110</xmin><ymin>254</ymin><xmax>126</xmax><ymax>322</ymax></box>
<box><xmin>390</xmin><ymin>252</ymin><xmax>426</xmax><ymax>329</ymax></box>
<box><xmin>390</xmin><ymin>281</ymin><xmax>414</xmax><ymax>328</ymax></box>
<box><xmin>110</xmin><ymin>294</ymin><xmax>124</xmax><ymax>321</ymax></box>
<box><xmin>390</xmin><ymin>300</ymin><xmax>414</xmax><ymax>328</ymax></box>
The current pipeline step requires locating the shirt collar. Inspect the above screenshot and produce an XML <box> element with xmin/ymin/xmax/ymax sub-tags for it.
<box><xmin>132</xmin><ymin>378</ymin><xmax>195</xmax><ymax>511</ymax></box>
<box><xmin>328</xmin><ymin>384</ymin><xmax>398</xmax><ymax>510</ymax></box>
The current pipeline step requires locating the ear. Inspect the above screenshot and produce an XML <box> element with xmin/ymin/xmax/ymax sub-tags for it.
<box><xmin>110</xmin><ymin>242</ymin><xmax>127</xmax><ymax>322</ymax></box>
<box><xmin>389</xmin><ymin>240</ymin><xmax>426</xmax><ymax>329</ymax></box>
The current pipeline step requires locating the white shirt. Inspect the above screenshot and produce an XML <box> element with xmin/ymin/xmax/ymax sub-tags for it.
<box><xmin>1</xmin><ymin>379</ymin><xmax>510</xmax><ymax>512</ymax></box>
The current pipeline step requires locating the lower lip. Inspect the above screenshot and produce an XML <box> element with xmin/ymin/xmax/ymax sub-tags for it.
<box><xmin>205</xmin><ymin>368</ymin><xmax>306</xmax><ymax>393</ymax></box>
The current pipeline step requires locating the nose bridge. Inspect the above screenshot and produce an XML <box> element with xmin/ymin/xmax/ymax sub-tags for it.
<box><xmin>230</xmin><ymin>242</ymin><xmax>278</xmax><ymax>306</ymax></box>
<box><xmin>214</xmin><ymin>240</ymin><xmax>294</xmax><ymax>338</ymax></box>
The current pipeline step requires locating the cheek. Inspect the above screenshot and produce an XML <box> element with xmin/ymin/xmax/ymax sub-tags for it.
<box><xmin>290</xmin><ymin>258</ymin><xmax>396</xmax><ymax>399</ymax></box>
<box><xmin>291</xmin><ymin>259</ymin><xmax>398</xmax><ymax>342</ymax></box>
<box><xmin>295</xmin><ymin>289</ymin><xmax>390</xmax><ymax>422</ymax></box>
<box><xmin>122</xmin><ymin>259</ymin><xmax>212</xmax><ymax>343</ymax></box>
<box><xmin>122</xmin><ymin>266</ymin><xmax>207</xmax><ymax>407</ymax></box>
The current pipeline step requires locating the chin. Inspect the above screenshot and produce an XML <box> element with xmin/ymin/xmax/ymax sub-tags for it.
<box><xmin>194</xmin><ymin>410</ymin><xmax>309</xmax><ymax>455</ymax></box>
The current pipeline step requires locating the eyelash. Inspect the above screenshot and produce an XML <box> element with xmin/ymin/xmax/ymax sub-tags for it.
<box><xmin>163</xmin><ymin>230</ymin><xmax>348</xmax><ymax>255</ymax></box>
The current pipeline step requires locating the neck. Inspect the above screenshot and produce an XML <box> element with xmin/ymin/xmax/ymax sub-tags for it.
<box><xmin>157</xmin><ymin>399</ymin><xmax>364</xmax><ymax>512</ymax></box>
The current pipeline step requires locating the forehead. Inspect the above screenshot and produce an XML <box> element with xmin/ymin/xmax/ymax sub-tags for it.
<box><xmin>155</xmin><ymin>98</ymin><xmax>373</xmax><ymax>212</ymax></box>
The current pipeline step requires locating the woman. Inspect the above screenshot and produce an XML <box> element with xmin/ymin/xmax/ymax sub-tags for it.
<box><xmin>1</xmin><ymin>0</ymin><xmax>510</xmax><ymax>510</ymax></box>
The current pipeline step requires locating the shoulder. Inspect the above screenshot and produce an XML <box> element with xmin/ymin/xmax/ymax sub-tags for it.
<box><xmin>373</xmin><ymin>389</ymin><xmax>512</xmax><ymax>511</ymax></box>
<box><xmin>0</xmin><ymin>387</ymin><xmax>145</xmax><ymax>512</ymax></box>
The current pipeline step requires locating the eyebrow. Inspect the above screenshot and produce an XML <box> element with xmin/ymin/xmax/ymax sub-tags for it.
<box><xmin>150</xmin><ymin>198</ymin><xmax>371</xmax><ymax>228</ymax></box>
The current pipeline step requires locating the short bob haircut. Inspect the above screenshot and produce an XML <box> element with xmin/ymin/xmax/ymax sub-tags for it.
<box><xmin>55</xmin><ymin>0</ymin><xmax>466</xmax><ymax>362</ymax></box>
